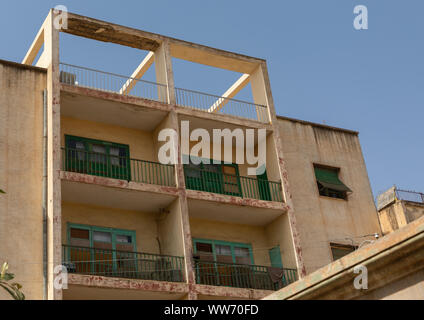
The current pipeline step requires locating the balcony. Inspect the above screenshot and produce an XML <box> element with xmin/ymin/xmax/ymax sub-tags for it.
<box><xmin>62</xmin><ymin>147</ymin><xmax>175</xmax><ymax>187</ymax></box>
<box><xmin>62</xmin><ymin>245</ymin><xmax>185</xmax><ymax>283</ymax></box>
<box><xmin>59</xmin><ymin>63</ymin><xmax>268</xmax><ymax>123</ymax></box>
<box><xmin>184</xmin><ymin>166</ymin><xmax>283</xmax><ymax>202</ymax></box>
<box><xmin>193</xmin><ymin>259</ymin><xmax>297</xmax><ymax>291</ymax></box>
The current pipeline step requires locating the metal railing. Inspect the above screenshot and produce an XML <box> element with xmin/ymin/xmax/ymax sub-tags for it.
<box><xmin>59</xmin><ymin>63</ymin><xmax>168</xmax><ymax>103</ymax></box>
<box><xmin>62</xmin><ymin>147</ymin><xmax>175</xmax><ymax>187</ymax></box>
<box><xmin>175</xmin><ymin>87</ymin><xmax>268</xmax><ymax>122</ymax></box>
<box><xmin>395</xmin><ymin>188</ymin><xmax>424</xmax><ymax>204</ymax></box>
<box><xmin>59</xmin><ymin>63</ymin><xmax>269</xmax><ymax>123</ymax></box>
<box><xmin>193</xmin><ymin>259</ymin><xmax>297</xmax><ymax>290</ymax></box>
<box><xmin>184</xmin><ymin>167</ymin><xmax>283</xmax><ymax>202</ymax></box>
<box><xmin>62</xmin><ymin>245</ymin><xmax>185</xmax><ymax>282</ymax></box>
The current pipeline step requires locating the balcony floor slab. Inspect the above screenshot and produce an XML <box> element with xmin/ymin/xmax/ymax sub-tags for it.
<box><xmin>186</xmin><ymin>190</ymin><xmax>287</xmax><ymax>226</ymax></box>
<box><xmin>61</xmin><ymin>171</ymin><xmax>178</xmax><ymax>212</ymax></box>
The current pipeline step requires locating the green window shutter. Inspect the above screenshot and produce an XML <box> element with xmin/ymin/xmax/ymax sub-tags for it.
<box><xmin>268</xmin><ymin>246</ymin><xmax>283</xmax><ymax>268</ymax></box>
<box><xmin>314</xmin><ymin>167</ymin><xmax>351</xmax><ymax>192</ymax></box>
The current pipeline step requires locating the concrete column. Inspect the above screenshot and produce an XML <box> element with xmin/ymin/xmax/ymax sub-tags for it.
<box><xmin>251</xmin><ymin>63</ymin><xmax>307</xmax><ymax>278</ymax></box>
<box><xmin>44</xmin><ymin>9</ymin><xmax>62</xmax><ymax>299</ymax></box>
<box><xmin>154</xmin><ymin>40</ymin><xmax>176</xmax><ymax>105</ymax></box>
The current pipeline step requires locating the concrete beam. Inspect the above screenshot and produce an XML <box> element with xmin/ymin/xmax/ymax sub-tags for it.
<box><xmin>63</xmin><ymin>12</ymin><xmax>162</xmax><ymax>51</ymax></box>
<box><xmin>60</xmin><ymin>12</ymin><xmax>262</xmax><ymax>73</ymax></box>
<box><xmin>22</xmin><ymin>18</ymin><xmax>46</xmax><ymax>65</ymax></box>
<box><xmin>170</xmin><ymin>42</ymin><xmax>260</xmax><ymax>73</ymax></box>
<box><xmin>119</xmin><ymin>51</ymin><xmax>155</xmax><ymax>95</ymax></box>
<box><xmin>208</xmin><ymin>74</ymin><xmax>250</xmax><ymax>113</ymax></box>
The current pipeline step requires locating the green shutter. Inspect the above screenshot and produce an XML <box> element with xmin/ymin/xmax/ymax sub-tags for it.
<box><xmin>314</xmin><ymin>167</ymin><xmax>351</xmax><ymax>192</ymax></box>
<box><xmin>268</xmin><ymin>246</ymin><xmax>283</xmax><ymax>268</ymax></box>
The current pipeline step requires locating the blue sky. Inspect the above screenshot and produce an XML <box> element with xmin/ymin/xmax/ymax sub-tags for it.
<box><xmin>1</xmin><ymin>0</ymin><xmax>422</xmax><ymax>198</ymax></box>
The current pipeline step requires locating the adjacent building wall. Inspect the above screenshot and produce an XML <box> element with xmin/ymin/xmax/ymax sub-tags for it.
<box><xmin>379</xmin><ymin>200</ymin><xmax>424</xmax><ymax>235</ymax></box>
<box><xmin>0</xmin><ymin>61</ymin><xmax>46</xmax><ymax>299</ymax></box>
<box><xmin>277</xmin><ymin>117</ymin><xmax>381</xmax><ymax>274</ymax></box>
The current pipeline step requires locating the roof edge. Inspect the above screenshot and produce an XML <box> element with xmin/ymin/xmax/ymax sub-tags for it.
<box><xmin>0</xmin><ymin>59</ymin><xmax>47</xmax><ymax>73</ymax></box>
<box><xmin>276</xmin><ymin>115</ymin><xmax>359</xmax><ymax>135</ymax></box>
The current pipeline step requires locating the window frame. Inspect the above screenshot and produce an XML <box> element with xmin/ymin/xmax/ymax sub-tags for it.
<box><xmin>64</xmin><ymin>135</ymin><xmax>131</xmax><ymax>180</ymax></box>
<box><xmin>183</xmin><ymin>156</ymin><xmax>242</xmax><ymax>197</ymax></box>
<box><xmin>329</xmin><ymin>242</ymin><xmax>357</xmax><ymax>261</ymax></box>
<box><xmin>313</xmin><ymin>164</ymin><xmax>350</xmax><ymax>200</ymax></box>
<box><xmin>67</xmin><ymin>222</ymin><xmax>137</xmax><ymax>252</ymax></box>
<box><xmin>193</xmin><ymin>238</ymin><xmax>254</xmax><ymax>265</ymax></box>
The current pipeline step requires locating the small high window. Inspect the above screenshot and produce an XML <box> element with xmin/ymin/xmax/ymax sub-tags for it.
<box><xmin>314</xmin><ymin>165</ymin><xmax>351</xmax><ymax>200</ymax></box>
<box><xmin>330</xmin><ymin>243</ymin><xmax>357</xmax><ymax>261</ymax></box>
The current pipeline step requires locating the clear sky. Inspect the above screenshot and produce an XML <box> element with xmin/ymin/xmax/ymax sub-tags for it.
<box><xmin>1</xmin><ymin>0</ymin><xmax>422</xmax><ymax>198</ymax></box>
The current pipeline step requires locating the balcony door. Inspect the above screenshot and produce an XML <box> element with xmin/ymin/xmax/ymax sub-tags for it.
<box><xmin>183</xmin><ymin>158</ymin><xmax>241</xmax><ymax>196</ymax></box>
<box><xmin>66</xmin><ymin>223</ymin><xmax>136</xmax><ymax>277</ymax></box>
<box><xmin>65</xmin><ymin>135</ymin><xmax>131</xmax><ymax>180</ymax></box>
<box><xmin>193</xmin><ymin>239</ymin><xmax>254</xmax><ymax>288</ymax></box>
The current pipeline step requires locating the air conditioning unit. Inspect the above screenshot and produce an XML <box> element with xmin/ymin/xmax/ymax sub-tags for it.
<box><xmin>60</xmin><ymin>71</ymin><xmax>76</xmax><ymax>85</ymax></box>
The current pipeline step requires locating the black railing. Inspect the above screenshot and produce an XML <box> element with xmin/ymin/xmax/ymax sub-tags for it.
<box><xmin>62</xmin><ymin>245</ymin><xmax>185</xmax><ymax>282</ymax></box>
<box><xmin>62</xmin><ymin>147</ymin><xmax>175</xmax><ymax>187</ymax></box>
<box><xmin>59</xmin><ymin>63</ymin><xmax>269</xmax><ymax>123</ymax></box>
<box><xmin>194</xmin><ymin>259</ymin><xmax>297</xmax><ymax>290</ymax></box>
<box><xmin>184</xmin><ymin>166</ymin><xmax>283</xmax><ymax>202</ymax></box>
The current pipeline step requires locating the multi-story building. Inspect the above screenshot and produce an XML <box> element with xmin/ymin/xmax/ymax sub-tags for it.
<box><xmin>0</xmin><ymin>9</ymin><xmax>381</xmax><ymax>300</ymax></box>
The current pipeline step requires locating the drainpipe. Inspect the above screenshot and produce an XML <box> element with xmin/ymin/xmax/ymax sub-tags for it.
<box><xmin>42</xmin><ymin>89</ymin><xmax>48</xmax><ymax>300</ymax></box>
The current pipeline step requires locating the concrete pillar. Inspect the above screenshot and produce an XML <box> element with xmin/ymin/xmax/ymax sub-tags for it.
<box><xmin>154</xmin><ymin>40</ymin><xmax>176</xmax><ymax>105</ymax></box>
<box><xmin>251</xmin><ymin>63</ymin><xmax>307</xmax><ymax>278</ymax></box>
<box><xmin>44</xmin><ymin>9</ymin><xmax>62</xmax><ymax>299</ymax></box>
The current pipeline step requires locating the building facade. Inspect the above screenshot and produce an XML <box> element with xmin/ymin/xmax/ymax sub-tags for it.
<box><xmin>377</xmin><ymin>187</ymin><xmax>424</xmax><ymax>235</ymax></box>
<box><xmin>0</xmin><ymin>10</ymin><xmax>381</xmax><ymax>300</ymax></box>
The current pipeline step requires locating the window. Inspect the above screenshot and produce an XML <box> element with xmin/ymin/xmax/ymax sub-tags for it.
<box><xmin>68</xmin><ymin>224</ymin><xmax>136</xmax><ymax>252</ymax></box>
<box><xmin>330</xmin><ymin>243</ymin><xmax>357</xmax><ymax>261</ymax></box>
<box><xmin>67</xmin><ymin>224</ymin><xmax>137</xmax><ymax>277</ymax></box>
<box><xmin>64</xmin><ymin>135</ymin><xmax>130</xmax><ymax>180</ymax></box>
<box><xmin>314</xmin><ymin>165</ymin><xmax>352</xmax><ymax>200</ymax></box>
<box><xmin>193</xmin><ymin>239</ymin><xmax>254</xmax><ymax>265</ymax></box>
<box><xmin>183</xmin><ymin>157</ymin><xmax>242</xmax><ymax>196</ymax></box>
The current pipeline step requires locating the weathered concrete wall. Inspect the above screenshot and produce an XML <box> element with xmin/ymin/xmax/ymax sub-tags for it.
<box><xmin>158</xmin><ymin>198</ymin><xmax>186</xmax><ymax>257</ymax></box>
<box><xmin>189</xmin><ymin>217</ymin><xmax>270</xmax><ymax>265</ymax></box>
<box><xmin>264</xmin><ymin>215</ymin><xmax>424</xmax><ymax>300</ymax></box>
<box><xmin>356</xmin><ymin>270</ymin><xmax>424</xmax><ymax>300</ymax></box>
<box><xmin>265</xmin><ymin>214</ymin><xmax>298</xmax><ymax>270</ymax></box>
<box><xmin>277</xmin><ymin>118</ymin><xmax>381</xmax><ymax>274</ymax></box>
<box><xmin>0</xmin><ymin>61</ymin><xmax>46</xmax><ymax>299</ymax></box>
<box><xmin>378</xmin><ymin>200</ymin><xmax>424</xmax><ymax>235</ymax></box>
<box><xmin>60</xmin><ymin>116</ymin><xmax>156</xmax><ymax>162</ymax></box>
<box><xmin>378</xmin><ymin>201</ymin><xmax>406</xmax><ymax>235</ymax></box>
<box><xmin>405</xmin><ymin>202</ymin><xmax>424</xmax><ymax>224</ymax></box>
<box><xmin>62</xmin><ymin>202</ymin><xmax>160</xmax><ymax>254</ymax></box>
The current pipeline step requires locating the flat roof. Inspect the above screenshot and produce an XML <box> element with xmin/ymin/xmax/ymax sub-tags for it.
<box><xmin>0</xmin><ymin>59</ymin><xmax>46</xmax><ymax>73</ymax></box>
<box><xmin>276</xmin><ymin>115</ymin><xmax>359</xmax><ymax>135</ymax></box>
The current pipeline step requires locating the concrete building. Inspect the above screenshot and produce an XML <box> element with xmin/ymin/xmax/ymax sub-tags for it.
<box><xmin>377</xmin><ymin>187</ymin><xmax>424</xmax><ymax>235</ymax></box>
<box><xmin>264</xmin><ymin>214</ymin><xmax>424</xmax><ymax>300</ymax></box>
<box><xmin>0</xmin><ymin>9</ymin><xmax>381</xmax><ymax>300</ymax></box>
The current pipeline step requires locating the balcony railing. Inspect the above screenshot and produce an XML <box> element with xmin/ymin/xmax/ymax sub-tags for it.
<box><xmin>194</xmin><ymin>259</ymin><xmax>297</xmax><ymax>290</ymax></box>
<box><xmin>395</xmin><ymin>188</ymin><xmax>424</xmax><ymax>204</ymax></box>
<box><xmin>184</xmin><ymin>167</ymin><xmax>283</xmax><ymax>202</ymax></box>
<box><xmin>60</xmin><ymin>63</ymin><xmax>168</xmax><ymax>103</ymax></box>
<box><xmin>59</xmin><ymin>63</ymin><xmax>268</xmax><ymax>123</ymax></box>
<box><xmin>62</xmin><ymin>245</ymin><xmax>185</xmax><ymax>282</ymax></box>
<box><xmin>175</xmin><ymin>87</ymin><xmax>268</xmax><ymax>123</ymax></box>
<box><xmin>62</xmin><ymin>147</ymin><xmax>175</xmax><ymax>187</ymax></box>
